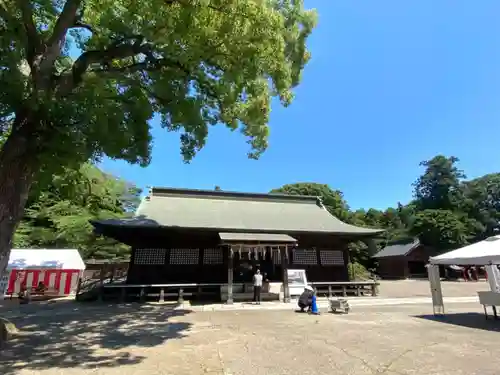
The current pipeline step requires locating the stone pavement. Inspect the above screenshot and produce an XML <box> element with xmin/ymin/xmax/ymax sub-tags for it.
<box><xmin>0</xmin><ymin>296</ymin><xmax>481</xmax><ymax>319</ymax></box>
<box><xmin>0</xmin><ymin>279</ymin><xmax>489</xmax><ymax>318</ymax></box>
<box><xmin>377</xmin><ymin>279</ymin><xmax>489</xmax><ymax>298</ymax></box>
<box><xmin>188</xmin><ymin>295</ymin><xmax>480</xmax><ymax>312</ymax></box>
<box><xmin>1</xmin><ymin>302</ymin><xmax>499</xmax><ymax>375</ymax></box>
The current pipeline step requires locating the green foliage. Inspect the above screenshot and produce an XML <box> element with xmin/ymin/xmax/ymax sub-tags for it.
<box><xmin>13</xmin><ymin>164</ymin><xmax>141</xmax><ymax>260</ymax></box>
<box><xmin>271</xmin><ymin>155</ymin><xmax>500</xmax><ymax>268</ymax></box>
<box><xmin>0</xmin><ymin>1</ymin><xmax>317</xmax><ymax>260</ymax></box>
<box><xmin>460</xmin><ymin>173</ymin><xmax>500</xmax><ymax>239</ymax></box>
<box><xmin>271</xmin><ymin>182</ymin><xmax>351</xmax><ymax>222</ymax></box>
<box><xmin>347</xmin><ymin>262</ymin><xmax>371</xmax><ymax>281</ymax></box>
<box><xmin>413</xmin><ymin>155</ymin><xmax>465</xmax><ymax>211</ymax></box>
<box><xmin>410</xmin><ymin>209</ymin><xmax>470</xmax><ymax>250</ymax></box>
<box><xmin>1</xmin><ymin>1</ymin><xmax>317</xmax><ymax>171</ymax></box>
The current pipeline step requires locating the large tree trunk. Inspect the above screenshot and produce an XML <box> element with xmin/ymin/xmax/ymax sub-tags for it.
<box><xmin>0</xmin><ymin>110</ymin><xmax>40</xmax><ymax>280</ymax></box>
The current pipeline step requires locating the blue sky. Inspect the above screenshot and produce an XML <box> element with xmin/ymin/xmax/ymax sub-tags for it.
<box><xmin>101</xmin><ymin>0</ymin><xmax>500</xmax><ymax>210</ymax></box>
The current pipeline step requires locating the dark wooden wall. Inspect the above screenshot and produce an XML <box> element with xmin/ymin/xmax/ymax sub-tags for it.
<box><xmin>376</xmin><ymin>245</ymin><xmax>435</xmax><ymax>279</ymax></box>
<box><xmin>377</xmin><ymin>256</ymin><xmax>409</xmax><ymax>279</ymax></box>
<box><xmin>127</xmin><ymin>248</ymin><xmax>228</xmax><ymax>284</ymax></box>
<box><xmin>291</xmin><ymin>234</ymin><xmax>350</xmax><ymax>282</ymax></box>
<box><xmin>126</xmin><ymin>230</ymin><xmax>227</xmax><ymax>284</ymax></box>
<box><xmin>123</xmin><ymin>230</ymin><xmax>352</xmax><ymax>284</ymax></box>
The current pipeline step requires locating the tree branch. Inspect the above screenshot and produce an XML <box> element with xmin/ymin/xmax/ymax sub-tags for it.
<box><xmin>34</xmin><ymin>0</ymin><xmax>83</xmax><ymax>81</ymax></box>
<box><xmin>56</xmin><ymin>42</ymin><xmax>147</xmax><ymax>94</ymax></box>
<box><xmin>16</xmin><ymin>0</ymin><xmax>40</xmax><ymax>64</ymax></box>
<box><xmin>47</xmin><ymin>0</ymin><xmax>82</xmax><ymax>47</ymax></box>
<box><xmin>71</xmin><ymin>21</ymin><xmax>94</xmax><ymax>33</ymax></box>
<box><xmin>92</xmin><ymin>56</ymin><xmax>191</xmax><ymax>76</ymax></box>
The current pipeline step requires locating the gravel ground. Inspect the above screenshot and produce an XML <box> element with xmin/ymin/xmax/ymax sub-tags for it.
<box><xmin>1</xmin><ymin>301</ymin><xmax>499</xmax><ymax>375</ymax></box>
<box><xmin>377</xmin><ymin>279</ymin><xmax>489</xmax><ymax>298</ymax></box>
<box><xmin>0</xmin><ymin>280</ymin><xmax>496</xmax><ymax>375</ymax></box>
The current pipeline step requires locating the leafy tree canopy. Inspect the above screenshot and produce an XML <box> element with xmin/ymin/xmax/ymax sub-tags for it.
<box><xmin>1</xmin><ymin>0</ymin><xmax>317</xmax><ymax>167</ymax></box>
<box><xmin>270</xmin><ymin>182</ymin><xmax>351</xmax><ymax>222</ymax></box>
<box><xmin>14</xmin><ymin>163</ymin><xmax>140</xmax><ymax>260</ymax></box>
<box><xmin>413</xmin><ymin>155</ymin><xmax>465</xmax><ymax>211</ymax></box>
<box><xmin>271</xmin><ymin>155</ymin><xmax>500</xmax><ymax>268</ymax></box>
<box><xmin>0</xmin><ymin>0</ymin><xmax>317</xmax><ymax>268</ymax></box>
<box><xmin>460</xmin><ymin>173</ymin><xmax>500</xmax><ymax>239</ymax></box>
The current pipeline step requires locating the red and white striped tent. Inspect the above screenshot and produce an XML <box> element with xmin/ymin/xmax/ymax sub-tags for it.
<box><xmin>1</xmin><ymin>248</ymin><xmax>85</xmax><ymax>298</ymax></box>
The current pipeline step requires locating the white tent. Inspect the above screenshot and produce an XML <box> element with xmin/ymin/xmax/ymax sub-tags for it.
<box><xmin>0</xmin><ymin>249</ymin><xmax>85</xmax><ymax>299</ymax></box>
<box><xmin>7</xmin><ymin>248</ymin><xmax>85</xmax><ymax>270</ymax></box>
<box><xmin>429</xmin><ymin>235</ymin><xmax>500</xmax><ymax>266</ymax></box>
<box><xmin>428</xmin><ymin>235</ymin><xmax>500</xmax><ymax>315</ymax></box>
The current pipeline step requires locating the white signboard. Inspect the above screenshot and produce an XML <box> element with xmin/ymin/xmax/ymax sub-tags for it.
<box><xmin>287</xmin><ymin>269</ymin><xmax>308</xmax><ymax>296</ymax></box>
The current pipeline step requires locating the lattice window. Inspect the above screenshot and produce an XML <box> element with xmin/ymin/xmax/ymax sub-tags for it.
<box><xmin>170</xmin><ymin>248</ymin><xmax>200</xmax><ymax>265</ymax></box>
<box><xmin>134</xmin><ymin>248</ymin><xmax>166</xmax><ymax>265</ymax></box>
<box><xmin>293</xmin><ymin>249</ymin><xmax>318</xmax><ymax>265</ymax></box>
<box><xmin>272</xmin><ymin>249</ymin><xmax>281</xmax><ymax>265</ymax></box>
<box><xmin>203</xmin><ymin>248</ymin><xmax>223</xmax><ymax>264</ymax></box>
<box><xmin>320</xmin><ymin>250</ymin><xmax>344</xmax><ymax>265</ymax></box>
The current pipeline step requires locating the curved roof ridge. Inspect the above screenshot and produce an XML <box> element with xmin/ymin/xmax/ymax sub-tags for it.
<box><xmin>151</xmin><ymin>186</ymin><xmax>320</xmax><ymax>204</ymax></box>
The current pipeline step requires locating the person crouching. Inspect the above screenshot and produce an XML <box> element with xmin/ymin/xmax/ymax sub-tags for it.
<box><xmin>298</xmin><ymin>285</ymin><xmax>314</xmax><ymax>312</ymax></box>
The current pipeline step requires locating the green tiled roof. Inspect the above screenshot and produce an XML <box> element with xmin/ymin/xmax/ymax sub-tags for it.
<box><xmin>94</xmin><ymin>187</ymin><xmax>384</xmax><ymax>236</ymax></box>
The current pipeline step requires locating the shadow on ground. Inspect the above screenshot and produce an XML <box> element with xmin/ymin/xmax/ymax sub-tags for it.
<box><xmin>0</xmin><ymin>303</ymin><xmax>192</xmax><ymax>375</ymax></box>
<box><xmin>414</xmin><ymin>312</ymin><xmax>500</xmax><ymax>332</ymax></box>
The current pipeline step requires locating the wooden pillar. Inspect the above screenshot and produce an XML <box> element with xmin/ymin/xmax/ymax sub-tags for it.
<box><xmin>98</xmin><ymin>265</ymin><xmax>106</xmax><ymax>302</ymax></box>
<box><xmin>76</xmin><ymin>278</ymin><xmax>82</xmax><ymax>296</ymax></box>
<box><xmin>110</xmin><ymin>264</ymin><xmax>116</xmax><ymax>283</ymax></box>
<box><xmin>177</xmin><ymin>288</ymin><xmax>184</xmax><ymax>304</ymax></box>
<box><xmin>227</xmin><ymin>246</ymin><xmax>234</xmax><ymax>304</ymax></box>
<box><xmin>281</xmin><ymin>246</ymin><xmax>290</xmax><ymax>303</ymax></box>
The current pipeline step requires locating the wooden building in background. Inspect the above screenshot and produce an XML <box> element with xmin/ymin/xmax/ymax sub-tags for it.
<box><xmin>373</xmin><ymin>239</ymin><xmax>434</xmax><ymax>279</ymax></box>
<box><xmin>92</xmin><ymin>187</ymin><xmax>383</xmax><ymax>303</ymax></box>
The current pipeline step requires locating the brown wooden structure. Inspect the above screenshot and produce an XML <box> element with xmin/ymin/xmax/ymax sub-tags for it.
<box><xmin>373</xmin><ymin>239</ymin><xmax>435</xmax><ymax>279</ymax></box>
<box><xmin>92</xmin><ymin>187</ymin><xmax>383</xmax><ymax>303</ymax></box>
<box><xmin>83</xmin><ymin>259</ymin><xmax>129</xmax><ymax>281</ymax></box>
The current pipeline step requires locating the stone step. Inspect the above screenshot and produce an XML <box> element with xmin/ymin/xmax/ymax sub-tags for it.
<box><xmin>221</xmin><ymin>292</ymin><xmax>280</xmax><ymax>302</ymax></box>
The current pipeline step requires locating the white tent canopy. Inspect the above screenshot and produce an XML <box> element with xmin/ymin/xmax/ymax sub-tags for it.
<box><xmin>7</xmin><ymin>248</ymin><xmax>85</xmax><ymax>270</ymax></box>
<box><xmin>429</xmin><ymin>235</ymin><xmax>500</xmax><ymax>266</ymax></box>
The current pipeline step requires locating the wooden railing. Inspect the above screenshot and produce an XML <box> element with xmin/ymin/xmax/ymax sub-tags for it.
<box><xmin>309</xmin><ymin>281</ymin><xmax>379</xmax><ymax>297</ymax></box>
<box><xmin>80</xmin><ymin>280</ymin><xmax>380</xmax><ymax>303</ymax></box>
<box><xmin>101</xmin><ymin>283</ymin><xmax>222</xmax><ymax>303</ymax></box>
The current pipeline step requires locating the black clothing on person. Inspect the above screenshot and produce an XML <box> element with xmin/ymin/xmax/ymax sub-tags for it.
<box><xmin>253</xmin><ymin>285</ymin><xmax>262</xmax><ymax>303</ymax></box>
<box><xmin>298</xmin><ymin>290</ymin><xmax>313</xmax><ymax>311</ymax></box>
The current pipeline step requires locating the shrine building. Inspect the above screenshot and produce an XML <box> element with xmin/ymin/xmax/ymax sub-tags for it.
<box><xmin>91</xmin><ymin>187</ymin><xmax>383</xmax><ymax>303</ymax></box>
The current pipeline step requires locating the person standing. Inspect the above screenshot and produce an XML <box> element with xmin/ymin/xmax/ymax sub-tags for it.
<box><xmin>253</xmin><ymin>269</ymin><xmax>263</xmax><ymax>304</ymax></box>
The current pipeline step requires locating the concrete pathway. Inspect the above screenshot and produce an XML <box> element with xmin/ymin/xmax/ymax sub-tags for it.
<box><xmin>0</xmin><ymin>296</ymin><xmax>480</xmax><ymax>320</ymax></box>
<box><xmin>190</xmin><ymin>296</ymin><xmax>479</xmax><ymax>311</ymax></box>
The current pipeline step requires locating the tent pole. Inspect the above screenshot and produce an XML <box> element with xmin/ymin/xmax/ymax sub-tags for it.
<box><xmin>428</xmin><ymin>264</ymin><xmax>445</xmax><ymax>315</ymax></box>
